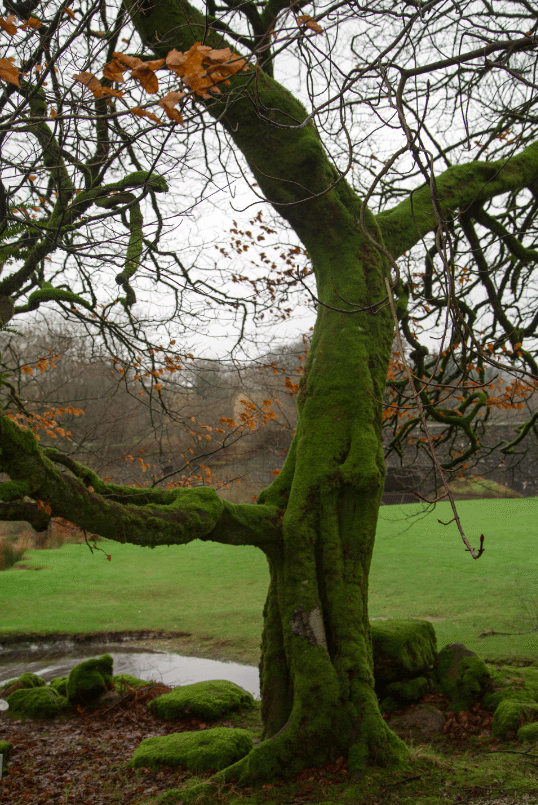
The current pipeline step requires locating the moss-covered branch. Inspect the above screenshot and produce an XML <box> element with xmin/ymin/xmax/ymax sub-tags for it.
<box><xmin>0</xmin><ymin>496</ymin><xmax>50</xmax><ymax>532</ymax></box>
<box><xmin>123</xmin><ymin>0</ymin><xmax>354</xmax><ymax>248</ymax></box>
<box><xmin>0</xmin><ymin>415</ymin><xmax>283</xmax><ymax>551</ymax></box>
<box><xmin>377</xmin><ymin>140</ymin><xmax>538</xmax><ymax>258</ymax></box>
<box><xmin>0</xmin><ymin>171</ymin><xmax>167</xmax><ymax>304</ymax></box>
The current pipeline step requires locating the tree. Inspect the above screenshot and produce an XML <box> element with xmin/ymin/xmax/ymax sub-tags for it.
<box><xmin>1</xmin><ymin>0</ymin><xmax>538</xmax><ymax>792</ymax></box>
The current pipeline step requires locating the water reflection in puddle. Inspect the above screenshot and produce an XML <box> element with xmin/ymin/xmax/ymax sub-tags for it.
<box><xmin>0</xmin><ymin>647</ymin><xmax>260</xmax><ymax>699</ymax></box>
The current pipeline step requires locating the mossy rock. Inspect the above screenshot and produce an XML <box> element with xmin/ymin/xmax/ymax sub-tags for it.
<box><xmin>0</xmin><ymin>740</ymin><xmax>13</xmax><ymax>774</ymax></box>
<box><xmin>518</xmin><ymin>722</ymin><xmax>538</xmax><ymax>743</ymax></box>
<box><xmin>451</xmin><ymin>656</ymin><xmax>491</xmax><ymax>712</ymax></box>
<box><xmin>66</xmin><ymin>654</ymin><xmax>114</xmax><ymax>705</ymax></box>
<box><xmin>49</xmin><ymin>676</ymin><xmax>68</xmax><ymax>697</ymax></box>
<box><xmin>435</xmin><ymin>646</ymin><xmax>491</xmax><ymax>712</ymax></box>
<box><xmin>130</xmin><ymin>727</ymin><xmax>253</xmax><ymax>772</ymax></box>
<box><xmin>385</xmin><ymin>675</ymin><xmax>429</xmax><ymax>704</ymax></box>
<box><xmin>6</xmin><ymin>686</ymin><xmax>70</xmax><ymax>719</ymax></box>
<box><xmin>379</xmin><ymin>695</ymin><xmax>401</xmax><ymax>715</ymax></box>
<box><xmin>0</xmin><ymin>672</ymin><xmax>45</xmax><ymax>698</ymax></box>
<box><xmin>371</xmin><ymin>620</ymin><xmax>437</xmax><ymax>686</ymax></box>
<box><xmin>482</xmin><ymin>665</ymin><xmax>538</xmax><ymax>712</ymax></box>
<box><xmin>149</xmin><ymin>680</ymin><xmax>254</xmax><ymax>721</ymax></box>
<box><xmin>491</xmin><ymin>700</ymin><xmax>538</xmax><ymax>739</ymax></box>
<box><xmin>435</xmin><ymin>643</ymin><xmax>476</xmax><ymax>694</ymax></box>
<box><xmin>114</xmin><ymin>674</ymin><xmax>151</xmax><ymax>694</ymax></box>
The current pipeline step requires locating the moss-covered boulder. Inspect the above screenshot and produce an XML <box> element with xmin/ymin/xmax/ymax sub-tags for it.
<box><xmin>49</xmin><ymin>676</ymin><xmax>68</xmax><ymax>697</ymax></box>
<box><xmin>0</xmin><ymin>740</ymin><xmax>13</xmax><ymax>774</ymax></box>
<box><xmin>385</xmin><ymin>675</ymin><xmax>429</xmax><ymax>705</ymax></box>
<box><xmin>130</xmin><ymin>727</ymin><xmax>253</xmax><ymax>772</ymax></box>
<box><xmin>435</xmin><ymin>645</ymin><xmax>491</xmax><ymax>712</ymax></box>
<box><xmin>492</xmin><ymin>700</ymin><xmax>538</xmax><ymax>739</ymax></box>
<box><xmin>436</xmin><ymin>643</ymin><xmax>476</xmax><ymax>689</ymax></box>
<box><xmin>0</xmin><ymin>672</ymin><xmax>45</xmax><ymax>698</ymax></box>
<box><xmin>6</xmin><ymin>686</ymin><xmax>70</xmax><ymax>719</ymax></box>
<box><xmin>483</xmin><ymin>665</ymin><xmax>538</xmax><ymax>712</ymax></box>
<box><xmin>371</xmin><ymin>620</ymin><xmax>437</xmax><ymax>686</ymax></box>
<box><xmin>149</xmin><ymin>680</ymin><xmax>254</xmax><ymax>721</ymax></box>
<box><xmin>518</xmin><ymin>722</ymin><xmax>538</xmax><ymax>743</ymax></box>
<box><xmin>66</xmin><ymin>654</ymin><xmax>114</xmax><ymax>705</ymax></box>
<box><xmin>379</xmin><ymin>695</ymin><xmax>401</xmax><ymax>715</ymax></box>
<box><xmin>114</xmin><ymin>674</ymin><xmax>151</xmax><ymax>694</ymax></box>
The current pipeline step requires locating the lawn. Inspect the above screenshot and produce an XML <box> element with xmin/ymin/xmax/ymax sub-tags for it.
<box><xmin>1</xmin><ymin>497</ymin><xmax>537</xmax><ymax>664</ymax></box>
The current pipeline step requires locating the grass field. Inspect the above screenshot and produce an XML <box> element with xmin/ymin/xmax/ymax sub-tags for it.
<box><xmin>1</xmin><ymin>497</ymin><xmax>537</xmax><ymax>665</ymax></box>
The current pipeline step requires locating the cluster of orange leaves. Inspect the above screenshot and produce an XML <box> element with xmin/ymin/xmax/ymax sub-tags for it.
<box><xmin>0</xmin><ymin>8</ymin><xmax>74</xmax><ymax>84</ymax></box>
<box><xmin>6</xmin><ymin>403</ymin><xmax>84</xmax><ymax>440</ymax></box>
<box><xmin>72</xmin><ymin>43</ymin><xmax>250</xmax><ymax>126</ymax></box>
<box><xmin>0</xmin><ymin>6</ymin><xmax>323</xmax><ymax>121</ymax></box>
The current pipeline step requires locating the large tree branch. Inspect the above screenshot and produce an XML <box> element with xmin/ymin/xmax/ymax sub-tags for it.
<box><xmin>0</xmin><ymin>415</ymin><xmax>283</xmax><ymax>551</ymax></box>
<box><xmin>377</xmin><ymin>141</ymin><xmax>538</xmax><ymax>258</ymax></box>
<box><xmin>123</xmin><ymin>0</ymin><xmax>363</xmax><ymax>254</ymax></box>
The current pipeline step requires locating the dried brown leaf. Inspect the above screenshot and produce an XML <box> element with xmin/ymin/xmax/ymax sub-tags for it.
<box><xmin>296</xmin><ymin>14</ymin><xmax>323</xmax><ymax>33</ymax></box>
<box><xmin>103</xmin><ymin>58</ymin><xmax>125</xmax><ymax>83</ymax></box>
<box><xmin>131</xmin><ymin>63</ymin><xmax>159</xmax><ymax>94</ymax></box>
<box><xmin>112</xmin><ymin>51</ymin><xmax>143</xmax><ymax>70</ymax></box>
<box><xmin>158</xmin><ymin>90</ymin><xmax>185</xmax><ymax>124</ymax></box>
<box><xmin>130</xmin><ymin>106</ymin><xmax>162</xmax><ymax>124</ymax></box>
<box><xmin>73</xmin><ymin>71</ymin><xmax>104</xmax><ymax>98</ymax></box>
<box><xmin>0</xmin><ymin>15</ymin><xmax>17</xmax><ymax>36</ymax></box>
<box><xmin>102</xmin><ymin>86</ymin><xmax>123</xmax><ymax>98</ymax></box>
<box><xmin>0</xmin><ymin>57</ymin><xmax>19</xmax><ymax>86</ymax></box>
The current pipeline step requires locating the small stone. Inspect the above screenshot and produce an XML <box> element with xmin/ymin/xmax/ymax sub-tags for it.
<box><xmin>97</xmin><ymin>690</ymin><xmax>122</xmax><ymax>707</ymax></box>
<box><xmin>388</xmin><ymin>703</ymin><xmax>445</xmax><ymax>737</ymax></box>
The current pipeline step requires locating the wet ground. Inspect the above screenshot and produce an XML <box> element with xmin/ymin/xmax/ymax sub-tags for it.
<box><xmin>0</xmin><ymin>642</ymin><xmax>260</xmax><ymax>698</ymax></box>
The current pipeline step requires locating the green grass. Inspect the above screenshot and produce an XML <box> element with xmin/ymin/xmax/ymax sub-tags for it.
<box><xmin>371</xmin><ymin>496</ymin><xmax>538</xmax><ymax>662</ymax></box>
<box><xmin>1</xmin><ymin>498</ymin><xmax>537</xmax><ymax>664</ymax></box>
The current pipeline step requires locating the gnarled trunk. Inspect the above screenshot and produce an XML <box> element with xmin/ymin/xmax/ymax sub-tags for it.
<box><xmin>240</xmin><ymin>219</ymin><xmax>409</xmax><ymax>779</ymax></box>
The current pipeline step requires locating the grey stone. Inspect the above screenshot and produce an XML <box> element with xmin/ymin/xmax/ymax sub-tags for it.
<box><xmin>388</xmin><ymin>703</ymin><xmax>445</xmax><ymax>737</ymax></box>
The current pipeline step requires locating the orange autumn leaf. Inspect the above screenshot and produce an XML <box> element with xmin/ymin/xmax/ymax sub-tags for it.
<box><xmin>159</xmin><ymin>90</ymin><xmax>185</xmax><ymax>124</ymax></box>
<box><xmin>0</xmin><ymin>57</ymin><xmax>19</xmax><ymax>86</ymax></box>
<box><xmin>145</xmin><ymin>58</ymin><xmax>166</xmax><ymax>71</ymax></box>
<box><xmin>103</xmin><ymin>57</ymin><xmax>125</xmax><ymax>83</ymax></box>
<box><xmin>166</xmin><ymin>48</ymin><xmax>188</xmax><ymax>73</ymax></box>
<box><xmin>74</xmin><ymin>71</ymin><xmax>105</xmax><ymax>97</ymax></box>
<box><xmin>130</xmin><ymin>106</ymin><xmax>162</xmax><ymax>124</ymax></box>
<box><xmin>26</xmin><ymin>16</ymin><xmax>42</xmax><ymax>28</ymax></box>
<box><xmin>103</xmin><ymin>86</ymin><xmax>123</xmax><ymax>98</ymax></box>
<box><xmin>112</xmin><ymin>52</ymin><xmax>143</xmax><ymax>70</ymax></box>
<box><xmin>296</xmin><ymin>14</ymin><xmax>323</xmax><ymax>34</ymax></box>
<box><xmin>131</xmin><ymin>62</ymin><xmax>160</xmax><ymax>94</ymax></box>
<box><xmin>111</xmin><ymin>53</ymin><xmax>164</xmax><ymax>93</ymax></box>
<box><xmin>63</xmin><ymin>6</ymin><xmax>75</xmax><ymax>19</ymax></box>
<box><xmin>0</xmin><ymin>15</ymin><xmax>17</xmax><ymax>36</ymax></box>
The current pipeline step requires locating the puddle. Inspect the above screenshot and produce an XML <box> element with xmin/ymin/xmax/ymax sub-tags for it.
<box><xmin>0</xmin><ymin>645</ymin><xmax>260</xmax><ymax>699</ymax></box>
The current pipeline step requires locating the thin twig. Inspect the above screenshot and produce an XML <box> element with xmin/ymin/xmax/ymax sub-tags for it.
<box><xmin>385</xmin><ymin>277</ymin><xmax>485</xmax><ymax>559</ymax></box>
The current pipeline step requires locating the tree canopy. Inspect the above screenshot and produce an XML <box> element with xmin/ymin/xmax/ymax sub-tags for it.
<box><xmin>1</xmin><ymin>0</ymin><xmax>538</xmax><ymax>795</ymax></box>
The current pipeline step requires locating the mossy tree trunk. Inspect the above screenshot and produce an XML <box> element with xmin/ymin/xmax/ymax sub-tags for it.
<box><xmin>244</xmin><ymin>216</ymin><xmax>409</xmax><ymax>778</ymax></box>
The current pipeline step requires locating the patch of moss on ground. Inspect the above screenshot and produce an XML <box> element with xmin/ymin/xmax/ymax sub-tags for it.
<box><xmin>483</xmin><ymin>664</ymin><xmax>538</xmax><ymax>711</ymax></box>
<box><xmin>155</xmin><ymin>743</ymin><xmax>538</xmax><ymax>805</ymax></box>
